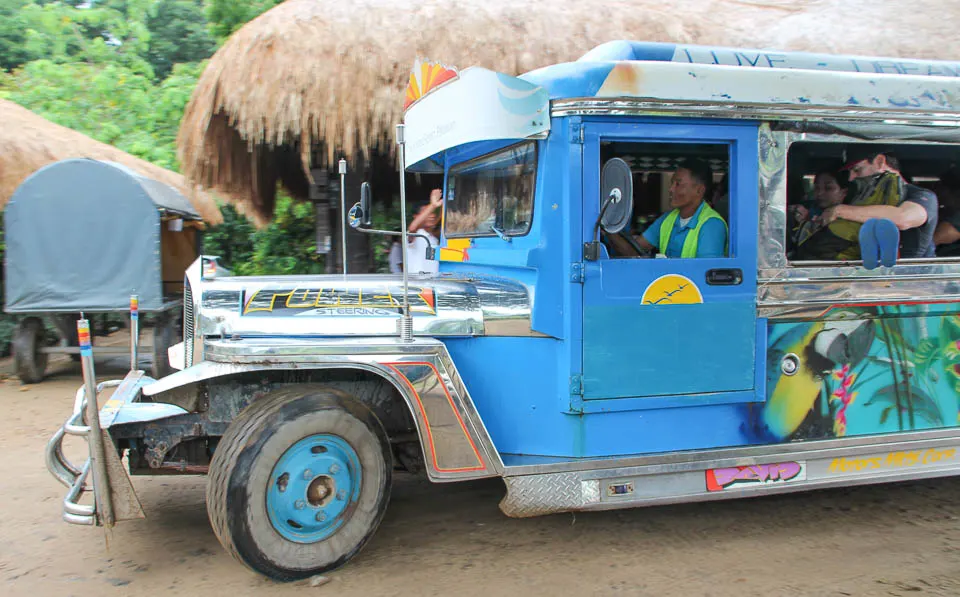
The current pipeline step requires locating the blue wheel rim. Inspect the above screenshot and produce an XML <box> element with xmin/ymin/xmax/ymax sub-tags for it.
<box><xmin>266</xmin><ymin>434</ymin><xmax>362</xmax><ymax>543</ymax></box>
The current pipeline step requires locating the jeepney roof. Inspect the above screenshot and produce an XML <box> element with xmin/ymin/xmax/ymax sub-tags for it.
<box><xmin>403</xmin><ymin>42</ymin><xmax>960</xmax><ymax>170</ymax></box>
<box><xmin>520</xmin><ymin>41</ymin><xmax>960</xmax><ymax>115</ymax></box>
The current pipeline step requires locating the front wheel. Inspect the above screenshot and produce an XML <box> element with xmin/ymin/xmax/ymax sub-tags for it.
<box><xmin>206</xmin><ymin>386</ymin><xmax>392</xmax><ymax>581</ymax></box>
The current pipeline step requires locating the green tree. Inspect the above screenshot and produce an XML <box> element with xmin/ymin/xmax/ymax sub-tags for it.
<box><xmin>204</xmin><ymin>0</ymin><xmax>282</xmax><ymax>42</ymax></box>
<box><xmin>4</xmin><ymin>58</ymin><xmax>203</xmax><ymax>169</ymax></box>
<box><xmin>146</xmin><ymin>0</ymin><xmax>215</xmax><ymax>79</ymax></box>
<box><xmin>201</xmin><ymin>203</ymin><xmax>255</xmax><ymax>271</ymax></box>
<box><xmin>0</xmin><ymin>0</ymin><xmax>32</xmax><ymax>71</ymax></box>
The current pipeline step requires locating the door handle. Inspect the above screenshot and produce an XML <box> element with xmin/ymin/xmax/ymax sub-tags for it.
<box><xmin>706</xmin><ymin>268</ymin><xmax>742</xmax><ymax>286</ymax></box>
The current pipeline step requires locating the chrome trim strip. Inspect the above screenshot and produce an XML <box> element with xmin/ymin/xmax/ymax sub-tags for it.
<box><xmin>501</xmin><ymin>427</ymin><xmax>960</xmax><ymax>477</ymax></box>
<box><xmin>551</xmin><ymin>98</ymin><xmax>960</xmax><ymax>124</ymax></box>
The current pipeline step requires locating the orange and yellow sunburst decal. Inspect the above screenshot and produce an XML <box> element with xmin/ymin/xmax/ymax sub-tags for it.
<box><xmin>404</xmin><ymin>59</ymin><xmax>459</xmax><ymax>110</ymax></box>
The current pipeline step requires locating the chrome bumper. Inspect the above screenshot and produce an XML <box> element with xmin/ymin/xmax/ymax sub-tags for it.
<box><xmin>46</xmin><ymin>380</ymin><xmax>122</xmax><ymax>525</ymax></box>
<box><xmin>45</xmin><ymin>369</ymin><xmax>164</xmax><ymax>526</ymax></box>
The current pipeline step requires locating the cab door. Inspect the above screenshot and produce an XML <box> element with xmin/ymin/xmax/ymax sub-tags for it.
<box><xmin>580</xmin><ymin>120</ymin><xmax>760</xmax><ymax>402</ymax></box>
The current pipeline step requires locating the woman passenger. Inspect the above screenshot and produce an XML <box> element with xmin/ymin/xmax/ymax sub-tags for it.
<box><xmin>791</xmin><ymin>168</ymin><xmax>849</xmax><ymax>249</ymax></box>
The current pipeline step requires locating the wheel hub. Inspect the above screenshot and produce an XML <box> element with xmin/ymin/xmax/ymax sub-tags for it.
<box><xmin>265</xmin><ymin>434</ymin><xmax>362</xmax><ymax>543</ymax></box>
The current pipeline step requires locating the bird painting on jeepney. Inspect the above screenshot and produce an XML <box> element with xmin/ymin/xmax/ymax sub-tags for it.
<box><xmin>752</xmin><ymin>306</ymin><xmax>960</xmax><ymax>445</ymax></box>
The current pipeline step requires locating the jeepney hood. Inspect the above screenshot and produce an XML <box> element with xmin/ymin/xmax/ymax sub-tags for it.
<box><xmin>190</xmin><ymin>272</ymin><xmax>534</xmax><ymax>338</ymax></box>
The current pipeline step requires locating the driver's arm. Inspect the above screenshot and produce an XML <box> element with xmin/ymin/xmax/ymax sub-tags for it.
<box><xmin>634</xmin><ymin>235</ymin><xmax>655</xmax><ymax>250</ymax></box>
<box><xmin>634</xmin><ymin>214</ymin><xmax>665</xmax><ymax>252</ymax></box>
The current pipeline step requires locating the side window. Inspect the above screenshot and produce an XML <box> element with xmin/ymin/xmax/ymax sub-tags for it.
<box><xmin>600</xmin><ymin>142</ymin><xmax>731</xmax><ymax>259</ymax></box>
<box><xmin>445</xmin><ymin>142</ymin><xmax>537</xmax><ymax>238</ymax></box>
<box><xmin>786</xmin><ymin>141</ymin><xmax>953</xmax><ymax>263</ymax></box>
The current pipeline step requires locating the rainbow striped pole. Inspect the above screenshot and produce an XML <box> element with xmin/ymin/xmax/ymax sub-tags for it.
<box><xmin>77</xmin><ymin>316</ymin><xmax>114</xmax><ymax>526</ymax></box>
<box><xmin>129</xmin><ymin>295</ymin><xmax>139</xmax><ymax>372</ymax></box>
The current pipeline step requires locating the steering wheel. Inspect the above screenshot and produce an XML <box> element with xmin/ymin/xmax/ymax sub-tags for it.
<box><xmin>601</xmin><ymin>230</ymin><xmax>651</xmax><ymax>258</ymax></box>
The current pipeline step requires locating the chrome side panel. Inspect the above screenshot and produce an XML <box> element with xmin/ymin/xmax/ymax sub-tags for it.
<box><xmin>500</xmin><ymin>429</ymin><xmax>960</xmax><ymax>517</ymax></box>
<box><xmin>145</xmin><ymin>337</ymin><xmax>503</xmax><ymax>482</ymax></box>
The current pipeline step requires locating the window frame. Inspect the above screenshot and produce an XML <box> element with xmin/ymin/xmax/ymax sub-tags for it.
<box><xmin>443</xmin><ymin>140</ymin><xmax>538</xmax><ymax>240</ymax></box>
<box><xmin>599</xmin><ymin>140</ymin><xmax>733</xmax><ymax>260</ymax></box>
<box><xmin>782</xmin><ymin>135</ymin><xmax>960</xmax><ymax>269</ymax></box>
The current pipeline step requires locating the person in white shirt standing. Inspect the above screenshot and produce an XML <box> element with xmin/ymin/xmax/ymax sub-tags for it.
<box><xmin>405</xmin><ymin>189</ymin><xmax>442</xmax><ymax>274</ymax></box>
<box><xmin>387</xmin><ymin>240</ymin><xmax>403</xmax><ymax>273</ymax></box>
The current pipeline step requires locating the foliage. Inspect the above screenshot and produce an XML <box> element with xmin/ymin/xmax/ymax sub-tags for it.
<box><xmin>201</xmin><ymin>203</ymin><xmax>255</xmax><ymax>272</ymax></box>
<box><xmin>241</xmin><ymin>194</ymin><xmax>326</xmax><ymax>276</ymax></box>
<box><xmin>146</xmin><ymin>0</ymin><xmax>215</xmax><ymax>79</ymax></box>
<box><xmin>204</xmin><ymin>0</ymin><xmax>282</xmax><ymax>42</ymax></box>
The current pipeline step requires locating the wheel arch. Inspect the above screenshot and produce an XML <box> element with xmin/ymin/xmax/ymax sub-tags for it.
<box><xmin>143</xmin><ymin>357</ymin><xmax>502</xmax><ymax>482</ymax></box>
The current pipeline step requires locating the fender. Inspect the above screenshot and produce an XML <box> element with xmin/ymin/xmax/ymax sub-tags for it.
<box><xmin>140</xmin><ymin>337</ymin><xmax>503</xmax><ymax>482</ymax></box>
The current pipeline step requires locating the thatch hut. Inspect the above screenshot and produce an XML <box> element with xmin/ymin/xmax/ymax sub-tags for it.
<box><xmin>178</xmin><ymin>0</ymin><xmax>960</xmax><ymax>269</ymax></box>
<box><xmin>1</xmin><ymin>99</ymin><xmax>222</xmax><ymax>225</ymax></box>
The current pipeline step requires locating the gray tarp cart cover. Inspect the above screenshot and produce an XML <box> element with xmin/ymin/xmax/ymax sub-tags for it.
<box><xmin>4</xmin><ymin>159</ymin><xmax>202</xmax><ymax>313</ymax></box>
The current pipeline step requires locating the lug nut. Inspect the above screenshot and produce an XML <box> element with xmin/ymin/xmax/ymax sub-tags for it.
<box><xmin>315</xmin><ymin>512</ymin><xmax>327</xmax><ymax>522</ymax></box>
<box><xmin>336</xmin><ymin>490</ymin><xmax>346</xmax><ymax>501</ymax></box>
<box><xmin>328</xmin><ymin>464</ymin><xmax>341</xmax><ymax>474</ymax></box>
<box><xmin>294</xmin><ymin>500</ymin><xmax>306</xmax><ymax>510</ymax></box>
<box><xmin>303</xmin><ymin>469</ymin><xmax>313</xmax><ymax>480</ymax></box>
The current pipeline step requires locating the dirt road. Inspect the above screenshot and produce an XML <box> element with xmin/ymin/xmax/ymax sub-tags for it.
<box><xmin>4</xmin><ymin>359</ymin><xmax>960</xmax><ymax>596</ymax></box>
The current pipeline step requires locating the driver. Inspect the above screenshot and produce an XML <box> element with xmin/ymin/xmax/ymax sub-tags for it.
<box><xmin>635</xmin><ymin>159</ymin><xmax>728</xmax><ymax>258</ymax></box>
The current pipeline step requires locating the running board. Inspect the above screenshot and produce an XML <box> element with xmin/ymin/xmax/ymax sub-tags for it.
<box><xmin>500</xmin><ymin>434</ymin><xmax>960</xmax><ymax>517</ymax></box>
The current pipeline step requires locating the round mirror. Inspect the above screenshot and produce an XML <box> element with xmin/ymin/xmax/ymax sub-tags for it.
<box><xmin>600</xmin><ymin>157</ymin><xmax>634</xmax><ymax>234</ymax></box>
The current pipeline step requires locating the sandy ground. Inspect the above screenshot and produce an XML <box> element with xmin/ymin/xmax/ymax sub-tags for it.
<box><xmin>5</xmin><ymin>357</ymin><xmax>960</xmax><ymax>596</ymax></box>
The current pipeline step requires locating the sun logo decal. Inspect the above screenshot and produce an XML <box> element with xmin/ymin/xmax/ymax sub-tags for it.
<box><xmin>404</xmin><ymin>59</ymin><xmax>459</xmax><ymax>110</ymax></box>
<box><xmin>641</xmin><ymin>274</ymin><xmax>703</xmax><ymax>305</ymax></box>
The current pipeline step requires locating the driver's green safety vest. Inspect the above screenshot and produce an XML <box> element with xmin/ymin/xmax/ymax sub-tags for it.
<box><xmin>658</xmin><ymin>203</ymin><xmax>727</xmax><ymax>258</ymax></box>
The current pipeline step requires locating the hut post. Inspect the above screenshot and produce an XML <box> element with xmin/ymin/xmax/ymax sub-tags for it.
<box><xmin>308</xmin><ymin>167</ymin><xmax>333</xmax><ymax>264</ymax></box>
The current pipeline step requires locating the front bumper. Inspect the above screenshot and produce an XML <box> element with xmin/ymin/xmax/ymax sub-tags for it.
<box><xmin>45</xmin><ymin>370</ymin><xmax>186</xmax><ymax>526</ymax></box>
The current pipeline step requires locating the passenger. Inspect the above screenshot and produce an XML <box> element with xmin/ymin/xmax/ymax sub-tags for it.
<box><xmin>790</xmin><ymin>168</ymin><xmax>849</xmax><ymax>250</ymax></box>
<box><xmin>634</xmin><ymin>158</ymin><xmax>727</xmax><ymax>258</ymax></box>
<box><xmin>406</xmin><ymin>189</ymin><xmax>443</xmax><ymax>274</ymax></box>
<box><xmin>824</xmin><ymin>147</ymin><xmax>937</xmax><ymax>258</ymax></box>
<box><xmin>933</xmin><ymin>169</ymin><xmax>960</xmax><ymax>256</ymax></box>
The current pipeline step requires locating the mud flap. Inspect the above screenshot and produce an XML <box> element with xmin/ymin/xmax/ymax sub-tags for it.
<box><xmin>99</xmin><ymin>430</ymin><xmax>145</xmax><ymax>523</ymax></box>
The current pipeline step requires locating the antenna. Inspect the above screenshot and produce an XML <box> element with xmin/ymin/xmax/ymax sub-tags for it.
<box><xmin>396</xmin><ymin>124</ymin><xmax>413</xmax><ymax>342</ymax></box>
<box><xmin>338</xmin><ymin>158</ymin><xmax>348</xmax><ymax>275</ymax></box>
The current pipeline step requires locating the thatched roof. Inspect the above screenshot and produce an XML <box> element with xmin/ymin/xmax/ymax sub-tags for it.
<box><xmin>178</xmin><ymin>0</ymin><xmax>960</xmax><ymax>224</ymax></box>
<box><xmin>1</xmin><ymin>99</ymin><xmax>222</xmax><ymax>225</ymax></box>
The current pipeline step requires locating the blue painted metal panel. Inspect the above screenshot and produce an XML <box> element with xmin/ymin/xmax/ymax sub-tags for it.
<box><xmin>583</xmin><ymin>302</ymin><xmax>755</xmax><ymax>397</ymax></box>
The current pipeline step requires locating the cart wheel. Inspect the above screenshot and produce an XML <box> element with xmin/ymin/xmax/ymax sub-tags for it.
<box><xmin>150</xmin><ymin>317</ymin><xmax>175</xmax><ymax>378</ymax></box>
<box><xmin>14</xmin><ymin>317</ymin><xmax>49</xmax><ymax>384</ymax></box>
<box><xmin>207</xmin><ymin>386</ymin><xmax>392</xmax><ymax>581</ymax></box>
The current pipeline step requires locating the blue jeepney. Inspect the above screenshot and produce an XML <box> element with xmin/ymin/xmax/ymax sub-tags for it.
<box><xmin>47</xmin><ymin>41</ymin><xmax>960</xmax><ymax>580</ymax></box>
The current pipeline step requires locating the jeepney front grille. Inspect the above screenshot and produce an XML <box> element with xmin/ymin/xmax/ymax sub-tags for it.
<box><xmin>183</xmin><ymin>276</ymin><xmax>194</xmax><ymax>369</ymax></box>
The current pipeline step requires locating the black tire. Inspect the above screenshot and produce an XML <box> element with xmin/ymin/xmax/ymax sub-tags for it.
<box><xmin>206</xmin><ymin>386</ymin><xmax>392</xmax><ymax>581</ymax></box>
<box><xmin>14</xmin><ymin>317</ymin><xmax>48</xmax><ymax>384</ymax></box>
<box><xmin>150</xmin><ymin>318</ymin><xmax>175</xmax><ymax>378</ymax></box>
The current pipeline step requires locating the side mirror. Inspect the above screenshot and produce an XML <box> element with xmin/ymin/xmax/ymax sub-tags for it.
<box><xmin>348</xmin><ymin>182</ymin><xmax>375</xmax><ymax>230</ymax></box>
<box><xmin>360</xmin><ymin>182</ymin><xmax>372</xmax><ymax>227</ymax></box>
<box><xmin>585</xmin><ymin>158</ymin><xmax>635</xmax><ymax>261</ymax></box>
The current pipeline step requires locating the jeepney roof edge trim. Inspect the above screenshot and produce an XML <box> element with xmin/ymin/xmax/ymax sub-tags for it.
<box><xmin>550</xmin><ymin>98</ymin><xmax>960</xmax><ymax>125</ymax></box>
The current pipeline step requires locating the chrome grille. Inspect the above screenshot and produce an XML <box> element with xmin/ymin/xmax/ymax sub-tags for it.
<box><xmin>183</xmin><ymin>276</ymin><xmax>194</xmax><ymax>368</ymax></box>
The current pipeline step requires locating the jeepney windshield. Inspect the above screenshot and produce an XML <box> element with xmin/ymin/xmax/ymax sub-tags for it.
<box><xmin>445</xmin><ymin>142</ymin><xmax>537</xmax><ymax>238</ymax></box>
